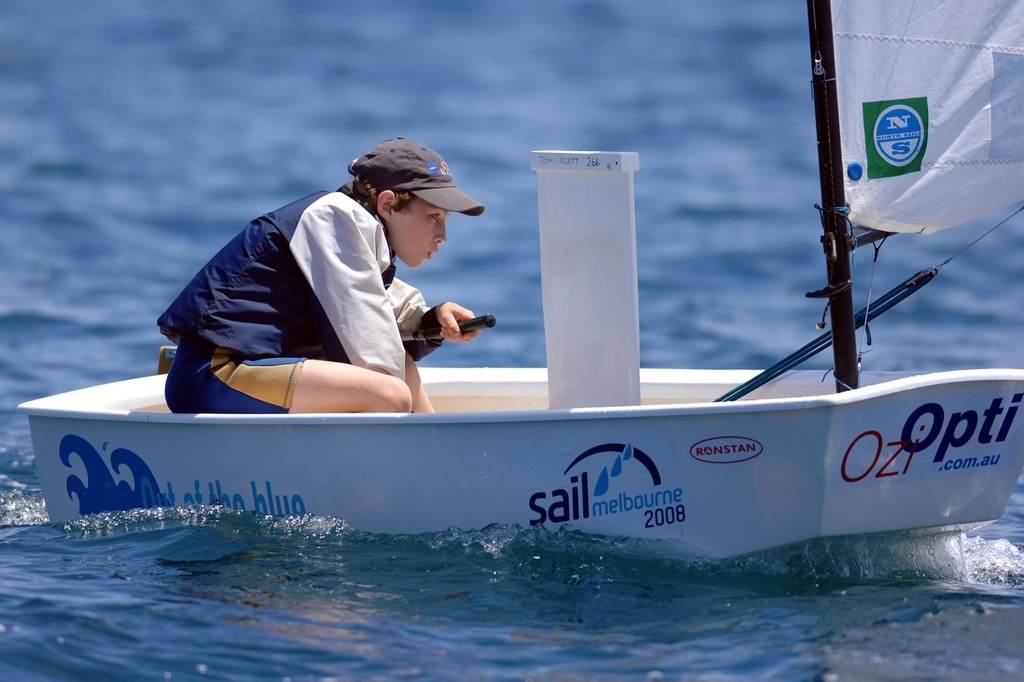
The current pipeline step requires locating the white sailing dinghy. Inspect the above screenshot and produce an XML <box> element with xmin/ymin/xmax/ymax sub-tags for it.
<box><xmin>19</xmin><ymin>0</ymin><xmax>1024</xmax><ymax>557</ymax></box>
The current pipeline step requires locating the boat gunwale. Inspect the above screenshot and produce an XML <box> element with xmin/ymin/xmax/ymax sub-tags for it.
<box><xmin>18</xmin><ymin>367</ymin><xmax>1024</xmax><ymax>426</ymax></box>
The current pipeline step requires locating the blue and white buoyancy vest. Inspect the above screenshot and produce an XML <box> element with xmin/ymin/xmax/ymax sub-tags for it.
<box><xmin>158</xmin><ymin>190</ymin><xmax>440</xmax><ymax>379</ymax></box>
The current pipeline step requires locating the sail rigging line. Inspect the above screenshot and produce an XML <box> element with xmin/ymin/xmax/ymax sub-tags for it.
<box><xmin>714</xmin><ymin>267</ymin><xmax>936</xmax><ymax>402</ymax></box>
<box><xmin>854</xmin><ymin>228</ymin><xmax>890</xmax><ymax>353</ymax></box>
<box><xmin>715</xmin><ymin>205</ymin><xmax>1023</xmax><ymax>403</ymax></box>
<box><xmin>935</xmin><ymin>204</ymin><xmax>1024</xmax><ymax>269</ymax></box>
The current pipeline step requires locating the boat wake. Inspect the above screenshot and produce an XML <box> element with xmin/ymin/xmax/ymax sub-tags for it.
<box><xmin>4</xmin><ymin>496</ymin><xmax>1023</xmax><ymax>588</ymax></box>
<box><xmin>716</xmin><ymin>531</ymin><xmax>1024</xmax><ymax>586</ymax></box>
<box><xmin>0</xmin><ymin>488</ymin><xmax>48</xmax><ymax>527</ymax></box>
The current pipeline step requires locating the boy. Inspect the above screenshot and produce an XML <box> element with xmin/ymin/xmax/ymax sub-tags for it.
<box><xmin>158</xmin><ymin>138</ymin><xmax>485</xmax><ymax>414</ymax></box>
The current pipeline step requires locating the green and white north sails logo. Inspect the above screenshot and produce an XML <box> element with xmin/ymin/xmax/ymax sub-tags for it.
<box><xmin>863</xmin><ymin>97</ymin><xmax>928</xmax><ymax>178</ymax></box>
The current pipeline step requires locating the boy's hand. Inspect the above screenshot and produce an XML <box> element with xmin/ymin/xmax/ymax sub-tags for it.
<box><xmin>436</xmin><ymin>301</ymin><xmax>480</xmax><ymax>343</ymax></box>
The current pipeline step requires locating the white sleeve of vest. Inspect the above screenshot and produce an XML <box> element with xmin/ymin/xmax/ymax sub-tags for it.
<box><xmin>388</xmin><ymin>276</ymin><xmax>430</xmax><ymax>332</ymax></box>
<box><xmin>288</xmin><ymin>193</ymin><xmax>407</xmax><ymax>379</ymax></box>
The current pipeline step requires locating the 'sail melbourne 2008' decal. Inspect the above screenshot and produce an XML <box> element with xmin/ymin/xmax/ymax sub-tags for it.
<box><xmin>527</xmin><ymin>442</ymin><xmax>686</xmax><ymax>531</ymax></box>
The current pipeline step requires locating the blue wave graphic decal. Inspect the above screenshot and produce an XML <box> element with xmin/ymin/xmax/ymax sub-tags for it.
<box><xmin>60</xmin><ymin>434</ymin><xmax>168</xmax><ymax>514</ymax></box>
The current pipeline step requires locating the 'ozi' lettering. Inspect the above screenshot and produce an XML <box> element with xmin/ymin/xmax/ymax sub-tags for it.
<box><xmin>900</xmin><ymin>393</ymin><xmax>1023</xmax><ymax>463</ymax></box>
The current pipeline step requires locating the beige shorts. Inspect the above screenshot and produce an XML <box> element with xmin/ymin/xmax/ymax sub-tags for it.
<box><xmin>209</xmin><ymin>349</ymin><xmax>304</xmax><ymax>411</ymax></box>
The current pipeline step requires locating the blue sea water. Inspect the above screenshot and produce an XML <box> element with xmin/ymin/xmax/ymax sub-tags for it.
<box><xmin>3</xmin><ymin>1</ymin><xmax>1024</xmax><ymax>680</ymax></box>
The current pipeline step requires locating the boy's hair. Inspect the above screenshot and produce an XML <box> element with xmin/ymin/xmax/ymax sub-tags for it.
<box><xmin>350</xmin><ymin>177</ymin><xmax>416</xmax><ymax>212</ymax></box>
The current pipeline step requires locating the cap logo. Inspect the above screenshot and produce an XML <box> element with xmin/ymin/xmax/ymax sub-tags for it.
<box><xmin>425</xmin><ymin>160</ymin><xmax>452</xmax><ymax>178</ymax></box>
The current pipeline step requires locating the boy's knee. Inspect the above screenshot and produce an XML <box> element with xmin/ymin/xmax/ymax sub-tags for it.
<box><xmin>376</xmin><ymin>377</ymin><xmax>413</xmax><ymax>413</ymax></box>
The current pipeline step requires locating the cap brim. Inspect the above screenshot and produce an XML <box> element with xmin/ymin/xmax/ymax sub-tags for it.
<box><xmin>411</xmin><ymin>187</ymin><xmax>485</xmax><ymax>216</ymax></box>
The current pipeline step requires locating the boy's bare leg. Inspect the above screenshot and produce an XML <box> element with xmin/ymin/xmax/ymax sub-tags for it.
<box><xmin>405</xmin><ymin>353</ymin><xmax>435</xmax><ymax>413</ymax></box>
<box><xmin>289</xmin><ymin>359</ymin><xmax>412</xmax><ymax>413</ymax></box>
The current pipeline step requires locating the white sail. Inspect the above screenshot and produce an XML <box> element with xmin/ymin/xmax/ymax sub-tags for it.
<box><xmin>832</xmin><ymin>1</ymin><xmax>1024</xmax><ymax>233</ymax></box>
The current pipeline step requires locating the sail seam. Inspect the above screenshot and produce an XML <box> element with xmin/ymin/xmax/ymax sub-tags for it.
<box><xmin>920</xmin><ymin>158</ymin><xmax>1024</xmax><ymax>168</ymax></box>
<box><xmin>835</xmin><ymin>32</ymin><xmax>1024</xmax><ymax>56</ymax></box>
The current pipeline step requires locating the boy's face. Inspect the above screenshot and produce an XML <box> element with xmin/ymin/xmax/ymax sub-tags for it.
<box><xmin>379</xmin><ymin>193</ymin><xmax>449</xmax><ymax>268</ymax></box>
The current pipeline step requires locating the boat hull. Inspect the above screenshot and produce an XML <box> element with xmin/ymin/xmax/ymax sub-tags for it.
<box><xmin>19</xmin><ymin>368</ymin><xmax>1024</xmax><ymax>557</ymax></box>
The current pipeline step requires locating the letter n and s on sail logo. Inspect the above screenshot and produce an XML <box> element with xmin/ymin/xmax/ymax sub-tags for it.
<box><xmin>862</xmin><ymin>97</ymin><xmax>928</xmax><ymax>178</ymax></box>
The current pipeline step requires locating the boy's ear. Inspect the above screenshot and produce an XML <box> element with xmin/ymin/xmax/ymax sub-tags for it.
<box><xmin>376</xmin><ymin>189</ymin><xmax>395</xmax><ymax>217</ymax></box>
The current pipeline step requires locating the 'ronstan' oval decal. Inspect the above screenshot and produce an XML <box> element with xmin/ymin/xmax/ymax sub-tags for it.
<box><xmin>689</xmin><ymin>436</ymin><xmax>763</xmax><ymax>464</ymax></box>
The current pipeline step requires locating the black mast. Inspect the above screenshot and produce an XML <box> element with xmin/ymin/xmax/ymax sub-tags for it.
<box><xmin>806</xmin><ymin>0</ymin><xmax>859</xmax><ymax>391</ymax></box>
